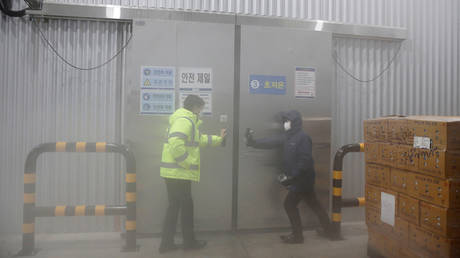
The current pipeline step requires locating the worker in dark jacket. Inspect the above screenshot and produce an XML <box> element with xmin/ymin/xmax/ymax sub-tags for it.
<box><xmin>246</xmin><ymin>110</ymin><xmax>332</xmax><ymax>244</ymax></box>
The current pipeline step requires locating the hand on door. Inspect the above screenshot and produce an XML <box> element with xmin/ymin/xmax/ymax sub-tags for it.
<box><xmin>220</xmin><ymin>129</ymin><xmax>227</xmax><ymax>138</ymax></box>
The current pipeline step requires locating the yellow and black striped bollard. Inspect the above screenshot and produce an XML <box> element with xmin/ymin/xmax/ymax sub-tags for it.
<box><xmin>330</xmin><ymin>143</ymin><xmax>364</xmax><ymax>239</ymax></box>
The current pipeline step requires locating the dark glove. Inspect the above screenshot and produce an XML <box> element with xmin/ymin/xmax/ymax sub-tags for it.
<box><xmin>277</xmin><ymin>173</ymin><xmax>294</xmax><ymax>187</ymax></box>
<box><xmin>221</xmin><ymin>135</ymin><xmax>226</xmax><ymax>147</ymax></box>
<box><xmin>245</xmin><ymin>128</ymin><xmax>255</xmax><ymax>147</ymax></box>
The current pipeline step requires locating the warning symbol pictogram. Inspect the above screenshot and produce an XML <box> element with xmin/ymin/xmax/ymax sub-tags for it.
<box><xmin>144</xmin><ymin>79</ymin><xmax>151</xmax><ymax>87</ymax></box>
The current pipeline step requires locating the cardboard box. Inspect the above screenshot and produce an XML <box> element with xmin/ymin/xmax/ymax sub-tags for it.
<box><xmin>383</xmin><ymin>235</ymin><xmax>401</xmax><ymax>258</ymax></box>
<box><xmin>366</xmin><ymin>163</ymin><xmax>390</xmax><ymax>188</ymax></box>
<box><xmin>366</xmin><ymin>208</ymin><xmax>409</xmax><ymax>247</ymax></box>
<box><xmin>387</xmin><ymin>117</ymin><xmax>415</xmax><ymax>145</ymax></box>
<box><xmin>368</xmin><ymin>228</ymin><xmax>386</xmax><ymax>256</ymax></box>
<box><xmin>411</xmin><ymin>173</ymin><xmax>460</xmax><ymax>208</ymax></box>
<box><xmin>390</xmin><ymin>168</ymin><xmax>414</xmax><ymax>196</ymax></box>
<box><xmin>409</xmin><ymin>223</ymin><xmax>429</xmax><ymax>254</ymax></box>
<box><xmin>380</xmin><ymin>143</ymin><xmax>398</xmax><ymax>166</ymax></box>
<box><xmin>399</xmin><ymin>194</ymin><xmax>420</xmax><ymax>225</ymax></box>
<box><xmin>409</xmin><ymin>223</ymin><xmax>460</xmax><ymax>258</ymax></box>
<box><xmin>365</xmin><ymin>184</ymin><xmax>382</xmax><ymax>209</ymax></box>
<box><xmin>365</xmin><ymin>205</ymin><xmax>381</xmax><ymax>228</ymax></box>
<box><xmin>365</xmin><ymin>205</ymin><xmax>394</xmax><ymax>235</ymax></box>
<box><xmin>364</xmin><ymin>118</ymin><xmax>388</xmax><ymax>143</ymax></box>
<box><xmin>418</xmin><ymin>149</ymin><xmax>460</xmax><ymax>178</ymax></box>
<box><xmin>420</xmin><ymin>201</ymin><xmax>460</xmax><ymax>238</ymax></box>
<box><xmin>427</xmin><ymin>234</ymin><xmax>460</xmax><ymax>258</ymax></box>
<box><xmin>364</xmin><ymin>115</ymin><xmax>460</xmax><ymax>149</ymax></box>
<box><xmin>398</xmin><ymin>247</ymin><xmax>423</xmax><ymax>258</ymax></box>
<box><xmin>364</xmin><ymin>142</ymin><xmax>380</xmax><ymax>164</ymax></box>
<box><xmin>395</xmin><ymin>145</ymin><xmax>419</xmax><ymax>172</ymax></box>
<box><xmin>368</xmin><ymin>223</ymin><xmax>416</xmax><ymax>258</ymax></box>
<box><xmin>369</xmin><ymin>226</ymin><xmax>414</xmax><ymax>258</ymax></box>
<box><xmin>365</xmin><ymin>184</ymin><xmax>398</xmax><ymax>218</ymax></box>
<box><xmin>408</xmin><ymin>116</ymin><xmax>460</xmax><ymax>150</ymax></box>
<box><xmin>393</xmin><ymin>217</ymin><xmax>410</xmax><ymax>248</ymax></box>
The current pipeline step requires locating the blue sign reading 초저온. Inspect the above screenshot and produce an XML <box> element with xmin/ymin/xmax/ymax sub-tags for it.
<box><xmin>249</xmin><ymin>74</ymin><xmax>287</xmax><ymax>95</ymax></box>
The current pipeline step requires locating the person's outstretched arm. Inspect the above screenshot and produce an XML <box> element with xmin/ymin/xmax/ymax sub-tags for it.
<box><xmin>199</xmin><ymin>129</ymin><xmax>227</xmax><ymax>147</ymax></box>
<box><xmin>248</xmin><ymin>134</ymin><xmax>283</xmax><ymax>149</ymax></box>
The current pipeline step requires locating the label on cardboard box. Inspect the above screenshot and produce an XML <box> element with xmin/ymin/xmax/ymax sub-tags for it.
<box><xmin>413</xmin><ymin>136</ymin><xmax>431</xmax><ymax>149</ymax></box>
<box><xmin>381</xmin><ymin>192</ymin><xmax>396</xmax><ymax>226</ymax></box>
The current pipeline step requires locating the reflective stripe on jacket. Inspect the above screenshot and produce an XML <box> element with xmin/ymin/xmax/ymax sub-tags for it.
<box><xmin>160</xmin><ymin>108</ymin><xmax>223</xmax><ymax>182</ymax></box>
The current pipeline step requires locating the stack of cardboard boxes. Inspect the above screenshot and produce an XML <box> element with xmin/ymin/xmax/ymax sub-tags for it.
<box><xmin>364</xmin><ymin>116</ymin><xmax>460</xmax><ymax>258</ymax></box>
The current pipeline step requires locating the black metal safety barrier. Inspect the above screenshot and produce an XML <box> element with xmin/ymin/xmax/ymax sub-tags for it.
<box><xmin>19</xmin><ymin>142</ymin><xmax>138</xmax><ymax>256</ymax></box>
<box><xmin>341</xmin><ymin>197</ymin><xmax>366</xmax><ymax>208</ymax></box>
<box><xmin>330</xmin><ymin>143</ymin><xmax>365</xmax><ymax>239</ymax></box>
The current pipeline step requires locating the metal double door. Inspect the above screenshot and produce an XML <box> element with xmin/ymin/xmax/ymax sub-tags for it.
<box><xmin>125</xmin><ymin>20</ymin><xmax>332</xmax><ymax>233</ymax></box>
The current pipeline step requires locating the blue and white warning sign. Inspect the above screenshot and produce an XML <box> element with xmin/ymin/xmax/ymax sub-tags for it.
<box><xmin>141</xmin><ymin>66</ymin><xmax>175</xmax><ymax>89</ymax></box>
<box><xmin>249</xmin><ymin>74</ymin><xmax>287</xmax><ymax>95</ymax></box>
<box><xmin>140</xmin><ymin>66</ymin><xmax>175</xmax><ymax>115</ymax></box>
<box><xmin>140</xmin><ymin>89</ymin><xmax>175</xmax><ymax>114</ymax></box>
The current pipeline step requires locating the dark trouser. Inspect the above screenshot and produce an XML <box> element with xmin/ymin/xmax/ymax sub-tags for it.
<box><xmin>284</xmin><ymin>190</ymin><xmax>331</xmax><ymax>237</ymax></box>
<box><xmin>160</xmin><ymin>178</ymin><xmax>195</xmax><ymax>246</ymax></box>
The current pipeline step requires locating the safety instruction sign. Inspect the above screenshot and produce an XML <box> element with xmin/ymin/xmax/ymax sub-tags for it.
<box><xmin>178</xmin><ymin>67</ymin><xmax>212</xmax><ymax>91</ymax></box>
<box><xmin>249</xmin><ymin>74</ymin><xmax>286</xmax><ymax>95</ymax></box>
<box><xmin>178</xmin><ymin>67</ymin><xmax>213</xmax><ymax>115</ymax></box>
<box><xmin>141</xmin><ymin>66</ymin><xmax>175</xmax><ymax>89</ymax></box>
<box><xmin>140</xmin><ymin>66</ymin><xmax>175</xmax><ymax>115</ymax></box>
<box><xmin>140</xmin><ymin>89</ymin><xmax>175</xmax><ymax>114</ymax></box>
<box><xmin>295</xmin><ymin>67</ymin><xmax>316</xmax><ymax>98</ymax></box>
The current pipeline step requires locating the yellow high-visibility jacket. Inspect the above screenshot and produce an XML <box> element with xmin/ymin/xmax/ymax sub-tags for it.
<box><xmin>160</xmin><ymin>108</ymin><xmax>223</xmax><ymax>182</ymax></box>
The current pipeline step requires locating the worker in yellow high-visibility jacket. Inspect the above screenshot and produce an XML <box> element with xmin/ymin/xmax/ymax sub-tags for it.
<box><xmin>159</xmin><ymin>94</ymin><xmax>226</xmax><ymax>254</ymax></box>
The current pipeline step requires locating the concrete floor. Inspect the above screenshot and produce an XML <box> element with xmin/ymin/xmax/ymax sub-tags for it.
<box><xmin>0</xmin><ymin>222</ymin><xmax>369</xmax><ymax>258</ymax></box>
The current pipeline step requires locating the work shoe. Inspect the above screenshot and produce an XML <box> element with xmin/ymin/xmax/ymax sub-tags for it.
<box><xmin>281</xmin><ymin>234</ymin><xmax>304</xmax><ymax>244</ymax></box>
<box><xmin>183</xmin><ymin>240</ymin><xmax>207</xmax><ymax>250</ymax></box>
<box><xmin>158</xmin><ymin>243</ymin><xmax>179</xmax><ymax>254</ymax></box>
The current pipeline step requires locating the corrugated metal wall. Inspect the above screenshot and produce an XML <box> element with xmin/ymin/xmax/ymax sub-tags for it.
<box><xmin>329</xmin><ymin>0</ymin><xmax>460</xmax><ymax>206</ymax></box>
<box><xmin>42</xmin><ymin>0</ymin><xmax>459</xmax><ymax>201</ymax></box>
<box><xmin>1</xmin><ymin>0</ymin><xmax>459</xmax><ymax>234</ymax></box>
<box><xmin>0</xmin><ymin>16</ymin><xmax>129</xmax><ymax>234</ymax></box>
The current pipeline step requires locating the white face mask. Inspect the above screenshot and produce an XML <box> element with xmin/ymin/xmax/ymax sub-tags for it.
<box><xmin>283</xmin><ymin>121</ymin><xmax>291</xmax><ymax>131</ymax></box>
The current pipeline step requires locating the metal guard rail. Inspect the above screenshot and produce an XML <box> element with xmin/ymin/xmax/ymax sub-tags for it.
<box><xmin>330</xmin><ymin>143</ymin><xmax>366</xmax><ymax>239</ymax></box>
<box><xmin>19</xmin><ymin>142</ymin><xmax>138</xmax><ymax>256</ymax></box>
